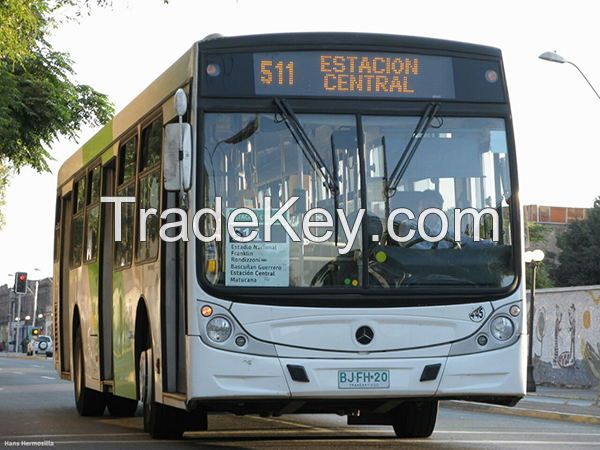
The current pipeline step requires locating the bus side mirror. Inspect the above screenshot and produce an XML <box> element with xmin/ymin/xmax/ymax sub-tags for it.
<box><xmin>163</xmin><ymin>88</ymin><xmax>192</xmax><ymax>192</ymax></box>
<box><xmin>163</xmin><ymin>122</ymin><xmax>192</xmax><ymax>192</ymax></box>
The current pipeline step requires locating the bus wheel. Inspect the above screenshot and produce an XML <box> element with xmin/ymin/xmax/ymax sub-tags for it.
<box><xmin>73</xmin><ymin>327</ymin><xmax>106</xmax><ymax>416</ymax></box>
<box><xmin>139</xmin><ymin>347</ymin><xmax>185</xmax><ymax>439</ymax></box>
<box><xmin>392</xmin><ymin>400</ymin><xmax>438</xmax><ymax>438</ymax></box>
<box><xmin>106</xmin><ymin>394</ymin><xmax>138</xmax><ymax>417</ymax></box>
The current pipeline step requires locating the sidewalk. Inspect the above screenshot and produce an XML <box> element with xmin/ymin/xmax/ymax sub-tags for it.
<box><xmin>0</xmin><ymin>351</ymin><xmax>50</xmax><ymax>360</ymax></box>
<box><xmin>446</xmin><ymin>386</ymin><xmax>600</xmax><ymax>425</ymax></box>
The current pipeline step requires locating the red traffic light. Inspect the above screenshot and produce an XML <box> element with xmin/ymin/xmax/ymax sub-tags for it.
<box><xmin>14</xmin><ymin>272</ymin><xmax>28</xmax><ymax>294</ymax></box>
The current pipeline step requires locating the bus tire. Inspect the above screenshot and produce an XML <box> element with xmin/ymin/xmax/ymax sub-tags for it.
<box><xmin>73</xmin><ymin>327</ymin><xmax>106</xmax><ymax>416</ymax></box>
<box><xmin>106</xmin><ymin>394</ymin><xmax>138</xmax><ymax>417</ymax></box>
<box><xmin>392</xmin><ymin>400</ymin><xmax>438</xmax><ymax>438</ymax></box>
<box><xmin>139</xmin><ymin>347</ymin><xmax>185</xmax><ymax>439</ymax></box>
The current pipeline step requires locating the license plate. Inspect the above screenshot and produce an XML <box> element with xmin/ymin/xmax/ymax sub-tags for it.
<box><xmin>338</xmin><ymin>369</ymin><xmax>390</xmax><ymax>389</ymax></box>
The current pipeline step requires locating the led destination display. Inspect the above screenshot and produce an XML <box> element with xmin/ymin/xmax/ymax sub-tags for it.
<box><xmin>253</xmin><ymin>51</ymin><xmax>456</xmax><ymax>99</ymax></box>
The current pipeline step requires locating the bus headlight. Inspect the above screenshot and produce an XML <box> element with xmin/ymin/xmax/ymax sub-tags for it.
<box><xmin>490</xmin><ymin>316</ymin><xmax>514</xmax><ymax>341</ymax></box>
<box><xmin>449</xmin><ymin>302</ymin><xmax>522</xmax><ymax>356</ymax></box>
<box><xmin>206</xmin><ymin>317</ymin><xmax>233</xmax><ymax>343</ymax></box>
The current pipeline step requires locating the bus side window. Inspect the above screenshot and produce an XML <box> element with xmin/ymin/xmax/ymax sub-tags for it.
<box><xmin>84</xmin><ymin>165</ymin><xmax>101</xmax><ymax>263</ymax></box>
<box><xmin>115</xmin><ymin>136</ymin><xmax>137</xmax><ymax>268</ymax></box>
<box><xmin>137</xmin><ymin>117</ymin><xmax>162</xmax><ymax>262</ymax></box>
<box><xmin>70</xmin><ymin>177</ymin><xmax>86</xmax><ymax>268</ymax></box>
<box><xmin>54</xmin><ymin>195</ymin><xmax>61</xmax><ymax>262</ymax></box>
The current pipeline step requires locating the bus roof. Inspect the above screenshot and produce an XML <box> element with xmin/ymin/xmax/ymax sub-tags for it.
<box><xmin>197</xmin><ymin>32</ymin><xmax>502</xmax><ymax>58</ymax></box>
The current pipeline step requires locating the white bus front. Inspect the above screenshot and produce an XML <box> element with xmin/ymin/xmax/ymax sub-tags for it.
<box><xmin>183</xmin><ymin>37</ymin><xmax>525</xmax><ymax>438</ymax></box>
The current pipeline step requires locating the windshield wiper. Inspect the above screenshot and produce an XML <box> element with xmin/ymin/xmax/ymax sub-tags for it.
<box><xmin>385</xmin><ymin>103</ymin><xmax>440</xmax><ymax>197</ymax></box>
<box><xmin>274</xmin><ymin>98</ymin><xmax>341</xmax><ymax>243</ymax></box>
<box><xmin>274</xmin><ymin>98</ymin><xmax>338</xmax><ymax>196</ymax></box>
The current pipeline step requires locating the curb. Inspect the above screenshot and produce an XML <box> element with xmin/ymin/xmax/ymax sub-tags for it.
<box><xmin>528</xmin><ymin>393</ymin><xmax>598</xmax><ymax>403</ymax></box>
<box><xmin>444</xmin><ymin>400</ymin><xmax>600</xmax><ymax>425</ymax></box>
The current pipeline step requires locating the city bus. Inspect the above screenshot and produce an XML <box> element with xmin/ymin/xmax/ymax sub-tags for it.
<box><xmin>53</xmin><ymin>32</ymin><xmax>525</xmax><ymax>439</ymax></box>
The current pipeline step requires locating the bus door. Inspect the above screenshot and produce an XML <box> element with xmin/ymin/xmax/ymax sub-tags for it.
<box><xmin>99</xmin><ymin>162</ymin><xmax>115</xmax><ymax>381</ymax></box>
<box><xmin>162</xmin><ymin>187</ymin><xmax>186</xmax><ymax>393</ymax></box>
<box><xmin>59</xmin><ymin>193</ymin><xmax>72</xmax><ymax>373</ymax></box>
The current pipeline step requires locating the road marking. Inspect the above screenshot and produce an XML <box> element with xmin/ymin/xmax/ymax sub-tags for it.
<box><xmin>40</xmin><ymin>376</ymin><xmax>56</xmax><ymax>380</ymax></box>
<box><xmin>251</xmin><ymin>416</ymin><xmax>600</xmax><ymax>437</ymax></box>
<box><xmin>250</xmin><ymin>415</ymin><xmax>332</xmax><ymax>432</ymax></box>
<box><xmin>2</xmin><ymin>433</ymin><xmax>147</xmax><ymax>439</ymax></box>
<box><xmin>12</xmin><ymin>371</ymin><xmax>24</xmax><ymax>375</ymax></box>
<box><xmin>187</xmin><ymin>428</ymin><xmax>337</xmax><ymax>437</ymax></box>
<box><xmin>436</xmin><ymin>430</ymin><xmax>600</xmax><ymax>436</ymax></box>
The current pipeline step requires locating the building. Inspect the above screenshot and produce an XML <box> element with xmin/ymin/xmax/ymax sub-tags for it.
<box><xmin>0</xmin><ymin>277</ymin><xmax>53</xmax><ymax>352</ymax></box>
<box><xmin>524</xmin><ymin>204</ymin><xmax>588</xmax><ymax>225</ymax></box>
<box><xmin>524</xmin><ymin>204</ymin><xmax>588</xmax><ymax>254</ymax></box>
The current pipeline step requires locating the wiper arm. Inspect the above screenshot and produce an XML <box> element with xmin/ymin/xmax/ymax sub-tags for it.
<box><xmin>274</xmin><ymin>98</ymin><xmax>341</xmax><ymax>243</ymax></box>
<box><xmin>274</xmin><ymin>98</ymin><xmax>339</xmax><ymax>196</ymax></box>
<box><xmin>385</xmin><ymin>103</ymin><xmax>440</xmax><ymax>196</ymax></box>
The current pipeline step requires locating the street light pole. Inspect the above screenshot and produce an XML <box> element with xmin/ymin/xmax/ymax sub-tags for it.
<box><xmin>539</xmin><ymin>51</ymin><xmax>600</xmax><ymax>101</ymax></box>
<box><xmin>525</xmin><ymin>249</ymin><xmax>545</xmax><ymax>393</ymax></box>
<box><xmin>527</xmin><ymin>262</ymin><xmax>538</xmax><ymax>392</ymax></box>
<box><xmin>31</xmin><ymin>279</ymin><xmax>39</xmax><ymax>329</ymax></box>
<box><xmin>15</xmin><ymin>293</ymin><xmax>22</xmax><ymax>353</ymax></box>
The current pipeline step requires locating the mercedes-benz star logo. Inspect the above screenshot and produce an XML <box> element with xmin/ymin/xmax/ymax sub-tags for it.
<box><xmin>355</xmin><ymin>326</ymin><xmax>374</xmax><ymax>345</ymax></box>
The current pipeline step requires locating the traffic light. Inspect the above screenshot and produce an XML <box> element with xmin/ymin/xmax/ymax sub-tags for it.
<box><xmin>32</xmin><ymin>328</ymin><xmax>41</xmax><ymax>336</ymax></box>
<box><xmin>14</xmin><ymin>272</ymin><xmax>27</xmax><ymax>294</ymax></box>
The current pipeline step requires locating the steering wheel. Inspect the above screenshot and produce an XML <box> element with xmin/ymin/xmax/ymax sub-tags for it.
<box><xmin>404</xmin><ymin>234</ymin><xmax>462</xmax><ymax>249</ymax></box>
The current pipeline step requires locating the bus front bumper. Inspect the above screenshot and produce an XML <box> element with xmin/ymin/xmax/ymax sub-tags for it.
<box><xmin>186</xmin><ymin>335</ymin><xmax>526</xmax><ymax>405</ymax></box>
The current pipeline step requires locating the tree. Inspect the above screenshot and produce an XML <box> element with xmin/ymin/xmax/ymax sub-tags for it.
<box><xmin>553</xmin><ymin>197</ymin><xmax>600</xmax><ymax>286</ymax></box>
<box><xmin>525</xmin><ymin>222</ymin><xmax>555</xmax><ymax>289</ymax></box>
<box><xmin>0</xmin><ymin>47</ymin><xmax>113</xmax><ymax>172</ymax></box>
<box><xmin>0</xmin><ymin>1</ymin><xmax>165</xmax><ymax>227</ymax></box>
<box><xmin>0</xmin><ymin>0</ymin><xmax>45</xmax><ymax>62</ymax></box>
<box><xmin>0</xmin><ymin>163</ymin><xmax>9</xmax><ymax>229</ymax></box>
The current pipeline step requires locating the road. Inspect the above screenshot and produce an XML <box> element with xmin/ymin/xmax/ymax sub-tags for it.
<box><xmin>1</xmin><ymin>356</ymin><xmax>599</xmax><ymax>449</ymax></box>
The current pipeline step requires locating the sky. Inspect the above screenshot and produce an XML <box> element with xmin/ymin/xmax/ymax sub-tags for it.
<box><xmin>1</xmin><ymin>0</ymin><xmax>599</xmax><ymax>284</ymax></box>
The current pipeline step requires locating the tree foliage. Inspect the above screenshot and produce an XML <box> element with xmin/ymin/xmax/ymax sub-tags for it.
<box><xmin>0</xmin><ymin>47</ymin><xmax>113</xmax><ymax>172</ymax></box>
<box><xmin>0</xmin><ymin>0</ymin><xmax>124</xmax><ymax>227</ymax></box>
<box><xmin>525</xmin><ymin>222</ymin><xmax>555</xmax><ymax>289</ymax></box>
<box><xmin>0</xmin><ymin>162</ymin><xmax>9</xmax><ymax>229</ymax></box>
<box><xmin>0</xmin><ymin>0</ymin><xmax>46</xmax><ymax>62</ymax></box>
<box><xmin>553</xmin><ymin>197</ymin><xmax>600</xmax><ymax>286</ymax></box>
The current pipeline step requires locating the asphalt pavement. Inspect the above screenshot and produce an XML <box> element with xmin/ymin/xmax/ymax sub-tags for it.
<box><xmin>1</xmin><ymin>355</ymin><xmax>599</xmax><ymax>449</ymax></box>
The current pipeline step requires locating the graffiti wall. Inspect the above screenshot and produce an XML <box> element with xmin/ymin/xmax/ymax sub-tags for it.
<box><xmin>531</xmin><ymin>285</ymin><xmax>600</xmax><ymax>387</ymax></box>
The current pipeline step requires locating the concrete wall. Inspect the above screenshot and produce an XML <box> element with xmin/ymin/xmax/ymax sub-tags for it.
<box><xmin>531</xmin><ymin>285</ymin><xmax>600</xmax><ymax>388</ymax></box>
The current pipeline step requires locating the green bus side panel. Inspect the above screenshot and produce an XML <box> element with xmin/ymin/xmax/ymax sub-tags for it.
<box><xmin>82</xmin><ymin>121</ymin><xmax>114</xmax><ymax>166</ymax></box>
<box><xmin>112</xmin><ymin>270</ymin><xmax>137</xmax><ymax>399</ymax></box>
<box><xmin>86</xmin><ymin>261</ymin><xmax>100</xmax><ymax>337</ymax></box>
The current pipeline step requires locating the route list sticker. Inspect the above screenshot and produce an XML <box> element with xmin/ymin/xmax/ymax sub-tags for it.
<box><xmin>225</xmin><ymin>209</ymin><xmax>290</xmax><ymax>287</ymax></box>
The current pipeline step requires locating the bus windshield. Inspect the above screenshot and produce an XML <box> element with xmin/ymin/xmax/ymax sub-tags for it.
<box><xmin>200</xmin><ymin>112</ymin><xmax>514</xmax><ymax>292</ymax></box>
